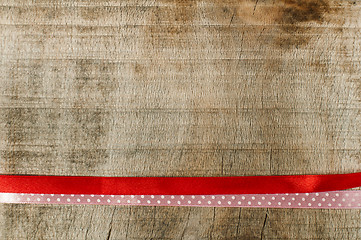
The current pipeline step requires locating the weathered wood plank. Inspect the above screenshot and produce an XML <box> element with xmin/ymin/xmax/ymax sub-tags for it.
<box><xmin>0</xmin><ymin>0</ymin><xmax>360</xmax><ymax>239</ymax></box>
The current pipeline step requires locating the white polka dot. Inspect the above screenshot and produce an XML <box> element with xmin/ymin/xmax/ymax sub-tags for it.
<box><xmin>258</xmin><ymin>202</ymin><xmax>261</xmax><ymax>205</ymax></box>
<box><xmin>111</xmin><ymin>195</ymin><xmax>114</xmax><ymax>198</ymax></box>
<box><xmin>180</xmin><ymin>196</ymin><xmax>184</xmax><ymax>199</ymax></box>
<box><xmin>47</xmin><ymin>198</ymin><xmax>50</xmax><ymax>202</ymax></box>
<box><xmin>295</xmin><ymin>193</ymin><xmax>299</xmax><ymax>196</ymax></box>
<box><xmin>342</xmin><ymin>198</ymin><xmax>346</xmax><ymax>202</ymax></box>
<box><xmin>272</xmin><ymin>197</ymin><xmax>275</xmax><ymax>200</ymax></box>
<box><xmin>242</xmin><ymin>196</ymin><xmax>246</xmax><ymax>200</ymax></box>
<box><xmin>218</xmin><ymin>201</ymin><xmax>221</xmax><ymax>204</ymax></box>
<box><xmin>338</xmin><ymin>203</ymin><xmax>342</xmax><ymax>206</ymax></box>
<box><xmin>188</xmin><ymin>201</ymin><xmax>191</xmax><ymax>204</ymax></box>
<box><xmin>71</xmin><ymin>194</ymin><xmax>74</xmax><ymax>197</ymax></box>
<box><xmin>212</xmin><ymin>196</ymin><xmax>215</xmax><ymax>199</ymax></box>
<box><xmin>157</xmin><ymin>200</ymin><xmax>161</xmax><ymax>204</ymax></box>
<box><xmin>107</xmin><ymin>199</ymin><xmax>110</xmax><ymax>203</ymax></box>
<box><xmin>81</xmin><ymin>195</ymin><xmax>84</xmax><ymax>197</ymax></box>
<box><xmin>345</xmin><ymin>193</ymin><xmax>349</xmax><ymax>197</ymax></box>
<box><xmin>141</xmin><ymin>195</ymin><xmax>144</xmax><ymax>198</ymax></box>
<box><xmin>191</xmin><ymin>196</ymin><xmax>195</xmax><ymax>199</ymax></box>
<box><xmin>221</xmin><ymin>196</ymin><xmax>225</xmax><ymax>199</ymax></box>
<box><xmin>325</xmin><ymin>193</ymin><xmax>329</xmax><ymax>196</ymax></box>
<box><xmin>332</xmin><ymin>198</ymin><xmax>336</xmax><ymax>202</ymax></box>
<box><xmin>37</xmin><ymin>198</ymin><xmax>41</xmax><ymax>201</ymax></box>
<box><xmin>137</xmin><ymin>200</ymin><xmax>140</xmax><ymax>203</ymax></box>
<box><xmin>57</xmin><ymin>198</ymin><xmax>60</xmax><ymax>202</ymax></box>
<box><xmin>238</xmin><ymin>201</ymin><xmax>242</xmax><ymax>205</ymax></box>
<box><xmin>335</xmin><ymin>193</ymin><xmax>339</xmax><ymax>197</ymax></box>
<box><xmin>248</xmin><ymin>201</ymin><xmax>251</xmax><ymax>205</ymax></box>
<box><xmin>312</xmin><ymin>198</ymin><xmax>315</xmax><ymax>201</ymax></box>
<box><xmin>61</xmin><ymin>194</ymin><xmax>64</xmax><ymax>197</ymax></box>
<box><xmin>51</xmin><ymin>194</ymin><xmax>54</xmax><ymax>196</ymax></box>
<box><xmin>101</xmin><ymin>195</ymin><xmax>104</xmax><ymax>197</ymax></box>
<box><xmin>288</xmin><ymin>202</ymin><xmax>291</xmax><ymax>206</ymax></box>
<box><xmin>252</xmin><ymin>197</ymin><xmax>256</xmax><ymax>200</ymax></box>
<box><xmin>131</xmin><ymin>195</ymin><xmax>135</xmax><ymax>198</ymax></box>
<box><xmin>67</xmin><ymin>198</ymin><xmax>70</xmax><ymax>202</ymax></box>
<box><xmin>282</xmin><ymin>197</ymin><xmax>285</xmax><ymax>200</ymax></box>
<box><xmin>208</xmin><ymin>201</ymin><xmax>211</xmax><ymax>204</ymax></box>
<box><xmin>352</xmin><ymin>198</ymin><xmax>355</xmax><ymax>202</ymax></box>
<box><xmin>161</xmin><ymin>195</ymin><xmax>164</xmax><ymax>199</ymax></box>
<box><xmin>198</xmin><ymin>201</ymin><xmax>201</xmax><ymax>204</ymax></box>
<box><xmin>87</xmin><ymin>199</ymin><xmax>91</xmax><ymax>202</ymax></box>
<box><xmin>322</xmin><ymin>198</ymin><xmax>325</xmax><ymax>202</ymax></box>
<box><xmin>305</xmin><ymin>193</ymin><xmax>309</xmax><ymax>196</ymax></box>
<box><xmin>121</xmin><ymin>195</ymin><xmax>124</xmax><ymax>198</ymax></box>
<box><xmin>268</xmin><ymin>202</ymin><xmax>271</xmax><ymax>205</ymax></box>
<box><xmin>328</xmin><ymin>203</ymin><xmax>331</xmax><ymax>207</ymax></box>
<box><xmin>228</xmin><ymin>201</ymin><xmax>231</xmax><ymax>205</ymax></box>
<box><xmin>308</xmin><ymin>203</ymin><xmax>311</xmax><ymax>206</ymax></box>
<box><xmin>117</xmin><ymin>200</ymin><xmax>120</xmax><ymax>203</ymax></box>
<box><xmin>292</xmin><ymin>198</ymin><xmax>295</xmax><ymax>201</ymax></box>
<box><xmin>127</xmin><ymin>200</ymin><xmax>130</xmax><ymax>203</ymax></box>
<box><xmin>167</xmin><ymin>200</ymin><xmax>171</xmax><ymax>204</ymax></box>
<box><xmin>151</xmin><ymin>195</ymin><xmax>154</xmax><ymax>199</ymax></box>
<box><xmin>41</xmin><ymin>194</ymin><xmax>44</xmax><ymax>196</ymax></box>
<box><xmin>278</xmin><ymin>202</ymin><xmax>281</xmax><ymax>205</ymax></box>
<box><xmin>302</xmin><ymin>198</ymin><xmax>305</xmax><ymax>201</ymax></box>
<box><xmin>318</xmin><ymin>203</ymin><xmax>321</xmax><ymax>206</ymax></box>
<box><xmin>147</xmin><ymin>200</ymin><xmax>151</xmax><ymax>204</ymax></box>
<box><xmin>298</xmin><ymin>203</ymin><xmax>301</xmax><ymax>206</ymax></box>
<box><xmin>232</xmin><ymin>196</ymin><xmax>235</xmax><ymax>200</ymax></box>
<box><xmin>97</xmin><ymin>199</ymin><xmax>100</xmax><ymax>202</ymax></box>
<box><xmin>315</xmin><ymin>193</ymin><xmax>319</xmax><ymax>196</ymax></box>
<box><xmin>91</xmin><ymin>194</ymin><xmax>94</xmax><ymax>197</ymax></box>
<box><xmin>77</xmin><ymin>199</ymin><xmax>80</xmax><ymax>202</ymax></box>
<box><xmin>202</xmin><ymin>196</ymin><xmax>205</xmax><ymax>199</ymax></box>
<box><xmin>171</xmin><ymin>196</ymin><xmax>175</xmax><ymax>199</ymax></box>
<box><xmin>177</xmin><ymin>201</ymin><xmax>181</xmax><ymax>204</ymax></box>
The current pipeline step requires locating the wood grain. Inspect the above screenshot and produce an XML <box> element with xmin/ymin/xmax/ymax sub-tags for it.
<box><xmin>0</xmin><ymin>0</ymin><xmax>360</xmax><ymax>239</ymax></box>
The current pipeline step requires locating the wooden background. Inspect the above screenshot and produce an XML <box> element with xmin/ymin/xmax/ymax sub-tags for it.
<box><xmin>0</xmin><ymin>0</ymin><xmax>360</xmax><ymax>239</ymax></box>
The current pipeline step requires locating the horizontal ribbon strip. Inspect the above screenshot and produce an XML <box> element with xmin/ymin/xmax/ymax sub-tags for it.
<box><xmin>0</xmin><ymin>191</ymin><xmax>360</xmax><ymax>209</ymax></box>
<box><xmin>0</xmin><ymin>172</ymin><xmax>360</xmax><ymax>195</ymax></box>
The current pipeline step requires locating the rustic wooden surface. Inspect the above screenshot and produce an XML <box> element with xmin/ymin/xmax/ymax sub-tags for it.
<box><xmin>0</xmin><ymin>0</ymin><xmax>360</xmax><ymax>239</ymax></box>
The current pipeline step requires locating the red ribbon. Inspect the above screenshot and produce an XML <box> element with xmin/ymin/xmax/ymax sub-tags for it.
<box><xmin>0</xmin><ymin>172</ymin><xmax>360</xmax><ymax>195</ymax></box>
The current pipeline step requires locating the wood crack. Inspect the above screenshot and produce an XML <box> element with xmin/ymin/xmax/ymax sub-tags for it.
<box><xmin>260</xmin><ymin>209</ymin><xmax>269</xmax><ymax>240</ymax></box>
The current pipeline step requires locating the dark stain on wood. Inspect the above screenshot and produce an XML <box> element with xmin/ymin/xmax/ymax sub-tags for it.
<box><xmin>215</xmin><ymin>0</ymin><xmax>338</xmax><ymax>48</ymax></box>
<box><xmin>275</xmin><ymin>0</ymin><xmax>333</xmax><ymax>48</ymax></box>
<box><xmin>146</xmin><ymin>0</ymin><xmax>342</xmax><ymax>49</ymax></box>
<box><xmin>279</xmin><ymin>0</ymin><xmax>330</xmax><ymax>24</ymax></box>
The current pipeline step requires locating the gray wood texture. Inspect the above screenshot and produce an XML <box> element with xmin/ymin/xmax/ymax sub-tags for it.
<box><xmin>0</xmin><ymin>0</ymin><xmax>360</xmax><ymax>239</ymax></box>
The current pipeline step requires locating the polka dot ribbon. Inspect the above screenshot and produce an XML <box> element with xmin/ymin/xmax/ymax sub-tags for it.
<box><xmin>0</xmin><ymin>192</ymin><xmax>360</xmax><ymax>208</ymax></box>
<box><xmin>0</xmin><ymin>172</ymin><xmax>360</xmax><ymax>208</ymax></box>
